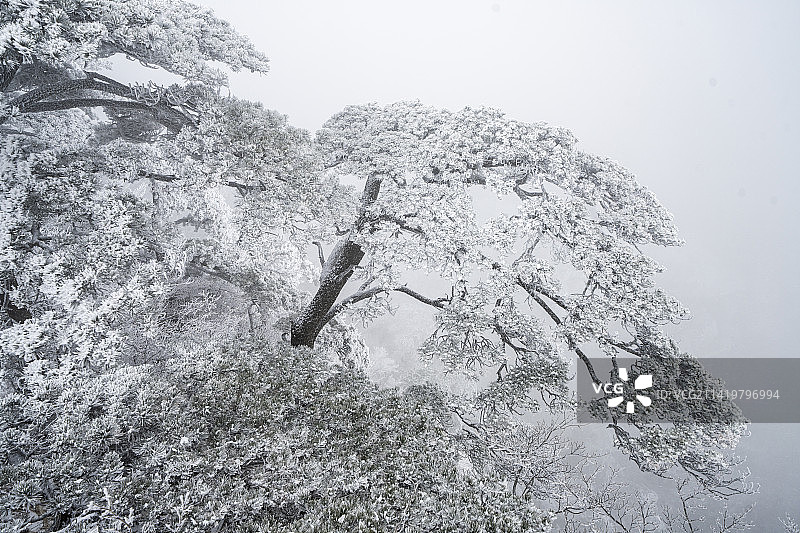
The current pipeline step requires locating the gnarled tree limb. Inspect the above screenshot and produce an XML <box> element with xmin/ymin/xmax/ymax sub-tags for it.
<box><xmin>1</xmin><ymin>71</ymin><xmax>193</xmax><ymax>131</ymax></box>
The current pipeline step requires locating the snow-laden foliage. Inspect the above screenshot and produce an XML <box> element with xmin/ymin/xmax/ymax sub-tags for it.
<box><xmin>0</xmin><ymin>337</ymin><xmax>551</xmax><ymax>533</ymax></box>
<box><xmin>0</xmin><ymin>0</ymin><xmax>269</xmax><ymax>85</ymax></box>
<box><xmin>0</xmin><ymin>133</ymin><xmax>175</xmax><ymax>372</ymax></box>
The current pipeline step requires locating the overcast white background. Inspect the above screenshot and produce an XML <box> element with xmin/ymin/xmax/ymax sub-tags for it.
<box><xmin>178</xmin><ymin>0</ymin><xmax>800</xmax><ymax>526</ymax></box>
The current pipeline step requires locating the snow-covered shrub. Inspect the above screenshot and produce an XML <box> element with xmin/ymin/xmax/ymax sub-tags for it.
<box><xmin>0</xmin><ymin>337</ymin><xmax>551</xmax><ymax>533</ymax></box>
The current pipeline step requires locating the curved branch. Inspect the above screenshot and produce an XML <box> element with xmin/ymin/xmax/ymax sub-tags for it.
<box><xmin>6</xmin><ymin>73</ymin><xmax>130</xmax><ymax>109</ymax></box>
<box><xmin>23</xmin><ymin>98</ymin><xmax>187</xmax><ymax>130</ymax></box>
<box><xmin>394</xmin><ymin>286</ymin><xmax>448</xmax><ymax>309</ymax></box>
<box><xmin>322</xmin><ymin>287</ymin><xmax>386</xmax><ymax>325</ymax></box>
<box><xmin>513</xmin><ymin>183</ymin><xmax>543</xmax><ymax>199</ymax></box>
<box><xmin>1</xmin><ymin>72</ymin><xmax>193</xmax><ymax>131</ymax></box>
<box><xmin>320</xmin><ymin>284</ymin><xmax>448</xmax><ymax>329</ymax></box>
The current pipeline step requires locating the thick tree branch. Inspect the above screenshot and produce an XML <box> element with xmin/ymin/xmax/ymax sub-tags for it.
<box><xmin>22</xmin><ymin>98</ymin><xmax>187</xmax><ymax>131</ymax></box>
<box><xmin>535</xmin><ymin>286</ymin><xmax>569</xmax><ymax>311</ymax></box>
<box><xmin>6</xmin><ymin>73</ymin><xmax>120</xmax><ymax>107</ymax></box>
<box><xmin>1</xmin><ymin>71</ymin><xmax>193</xmax><ymax>131</ymax></box>
<box><xmin>143</xmin><ymin>171</ymin><xmax>265</xmax><ymax>192</ymax></box>
<box><xmin>513</xmin><ymin>183</ymin><xmax>543</xmax><ymax>199</ymax></box>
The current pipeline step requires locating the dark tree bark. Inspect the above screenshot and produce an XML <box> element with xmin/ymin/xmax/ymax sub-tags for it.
<box><xmin>291</xmin><ymin>174</ymin><xmax>382</xmax><ymax>347</ymax></box>
<box><xmin>1</xmin><ymin>276</ymin><xmax>31</xmax><ymax>324</ymax></box>
<box><xmin>0</xmin><ymin>71</ymin><xmax>192</xmax><ymax>131</ymax></box>
<box><xmin>0</xmin><ymin>50</ymin><xmax>21</xmax><ymax>91</ymax></box>
<box><xmin>3</xmin><ymin>299</ymin><xmax>32</xmax><ymax>323</ymax></box>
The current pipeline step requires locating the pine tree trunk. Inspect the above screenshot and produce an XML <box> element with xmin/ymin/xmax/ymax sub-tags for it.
<box><xmin>290</xmin><ymin>174</ymin><xmax>382</xmax><ymax>347</ymax></box>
